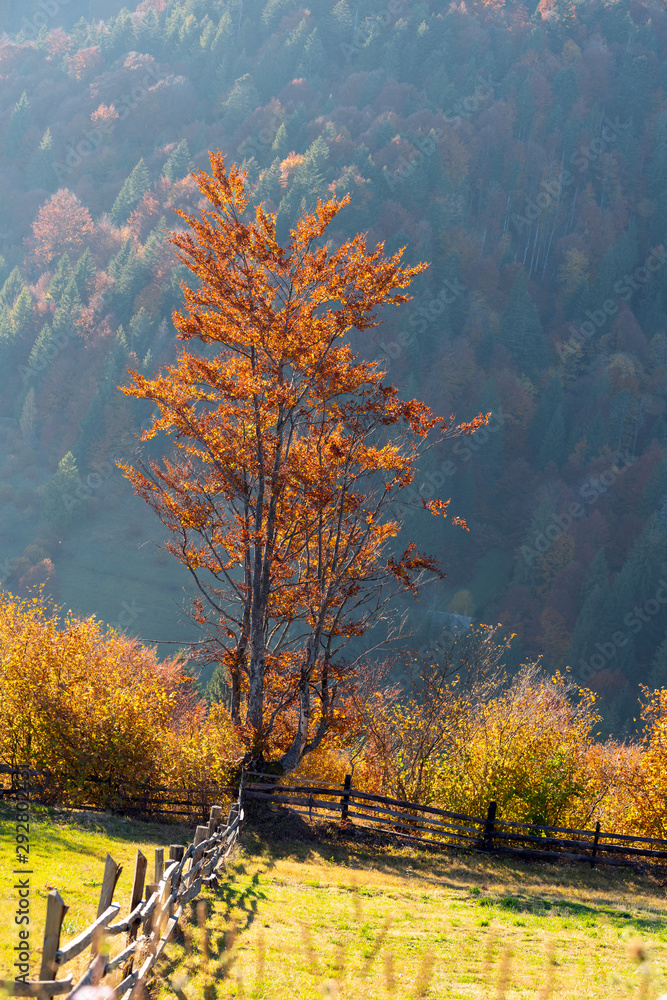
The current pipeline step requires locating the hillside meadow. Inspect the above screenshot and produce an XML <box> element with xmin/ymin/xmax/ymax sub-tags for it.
<box><xmin>3</xmin><ymin>802</ymin><xmax>667</xmax><ymax>998</ymax></box>
<box><xmin>0</xmin><ymin>801</ymin><xmax>194</xmax><ymax>983</ymax></box>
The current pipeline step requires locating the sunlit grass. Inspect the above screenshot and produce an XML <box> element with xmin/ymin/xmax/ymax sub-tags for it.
<box><xmin>0</xmin><ymin>801</ymin><xmax>194</xmax><ymax>981</ymax></box>
<box><xmin>2</xmin><ymin>803</ymin><xmax>667</xmax><ymax>998</ymax></box>
<box><xmin>152</xmin><ymin>821</ymin><xmax>667</xmax><ymax>999</ymax></box>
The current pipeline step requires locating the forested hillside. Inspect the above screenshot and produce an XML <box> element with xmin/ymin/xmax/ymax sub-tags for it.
<box><xmin>1</xmin><ymin>0</ymin><xmax>667</xmax><ymax>733</ymax></box>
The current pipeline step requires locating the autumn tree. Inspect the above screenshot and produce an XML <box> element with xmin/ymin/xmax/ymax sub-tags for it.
<box><xmin>30</xmin><ymin>189</ymin><xmax>95</xmax><ymax>266</ymax></box>
<box><xmin>120</xmin><ymin>152</ymin><xmax>488</xmax><ymax>773</ymax></box>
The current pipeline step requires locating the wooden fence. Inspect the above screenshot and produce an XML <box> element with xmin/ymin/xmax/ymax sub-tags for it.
<box><xmin>0</xmin><ymin>766</ymin><xmax>50</xmax><ymax>800</ymax></box>
<box><xmin>243</xmin><ymin>772</ymin><xmax>667</xmax><ymax>867</ymax></box>
<box><xmin>0</xmin><ymin>767</ymin><xmax>235</xmax><ymax>823</ymax></box>
<box><xmin>0</xmin><ymin>785</ymin><xmax>245</xmax><ymax>999</ymax></box>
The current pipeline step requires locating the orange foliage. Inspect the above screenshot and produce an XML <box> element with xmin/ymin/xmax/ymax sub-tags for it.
<box><xmin>30</xmin><ymin>189</ymin><xmax>95</xmax><ymax>266</ymax></box>
<box><xmin>0</xmin><ymin>590</ymin><xmax>241</xmax><ymax>805</ymax></box>
<box><xmin>91</xmin><ymin>103</ymin><xmax>120</xmax><ymax>124</ymax></box>
<box><xmin>279</xmin><ymin>152</ymin><xmax>305</xmax><ymax>187</ymax></box>
<box><xmin>127</xmin><ymin>190</ymin><xmax>162</xmax><ymax>241</ymax></box>
<box><xmin>47</xmin><ymin>29</ymin><xmax>71</xmax><ymax>57</ymax></box>
<box><xmin>68</xmin><ymin>45</ymin><xmax>103</xmax><ymax>81</ymax></box>
<box><xmin>119</xmin><ymin>152</ymin><xmax>489</xmax><ymax>771</ymax></box>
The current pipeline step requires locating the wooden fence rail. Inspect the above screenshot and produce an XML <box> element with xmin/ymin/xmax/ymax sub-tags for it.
<box><xmin>0</xmin><ymin>768</ymin><xmax>235</xmax><ymax>822</ymax></box>
<box><xmin>242</xmin><ymin>771</ymin><xmax>667</xmax><ymax>867</ymax></box>
<box><xmin>0</xmin><ymin>792</ymin><xmax>245</xmax><ymax>999</ymax></box>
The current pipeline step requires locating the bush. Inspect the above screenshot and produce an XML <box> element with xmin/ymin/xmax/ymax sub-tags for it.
<box><xmin>0</xmin><ymin>590</ymin><xmax>242</xmax><ymax>807</ymax></box>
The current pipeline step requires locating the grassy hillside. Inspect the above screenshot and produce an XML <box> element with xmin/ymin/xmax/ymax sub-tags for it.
<box><xmin>156</xmin><ymin>817</ymin><xmax>667</xmax><ymax>998</ymax></box>
<box><xmin>0</xmin><ymin>802</ymin><xmax>194</xmax><ymax>981</ymax></box>
<box><xmin>4</xmin><ymin>802</ymin><xmax>667</xmax><ymax>997</ymax></box>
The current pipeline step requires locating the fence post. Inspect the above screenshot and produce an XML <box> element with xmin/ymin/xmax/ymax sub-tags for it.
<box><xmin>97</xmin><ymin>854</ymin><xmax>122</xmax><ymax>917</ymax></box>
<box><xmin>208</xmin><ymin>805</ymin><xmax>223</xmax><ymax>836</ymax></box>
<box><xmin>39</xmin><ymin>890</ymin><xmax>67</xmax><ymax>980</ymax></box>
<box><xmin>340</xmin><ymin>774</ymin><xmax>352</xmax><ymax>823</ymax></box>
<box><xmin>590</xmin><ymin>821</ymin><xmax>601</xmax><ymax>868</ymax></box>
<box><xmin>128</xmin><ymin>850</ymin><xmax>147</xmax><ymax>940</ymax></box>
<box><xmin>193</xmin><ymin>826</ymin><xmax>208</xmax><ymax>849</ymax></box>
<box><xmin>239</xmin><ymin>767</ymin><xmax>246</xmax><ymax>809</ymax></box>
<box><xmin>169</xmin><ymin>844</ymin><xmax>185</xmax><ymax>863</ymax></box>
<box><xmin>483</xmin><ymin>801</ymin><xmax>497</xmax><ymax>851</ymax></box>
<box><xmin>154</xmin><ymin>848</ymin><xmax>164</xmax><ymax>884</ymax></box>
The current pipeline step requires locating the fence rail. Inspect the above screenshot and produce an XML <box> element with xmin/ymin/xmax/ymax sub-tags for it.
<box><xmin>242</xmin><ymin>772</ymin><xmax>667</xmax><ymax>867</ymax></box>
<box><xmin>0</xmin><ymin>768</ymin><xmax>235</xmax><ymax>822</ymax></box>
<box><xmin>0</xmin><ymin>788</ymin><xmax>245</xmax><ymax>999</ymax></box>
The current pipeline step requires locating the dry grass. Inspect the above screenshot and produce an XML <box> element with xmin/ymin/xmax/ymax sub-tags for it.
<box><xmin>151</xmin><ymin>816</ymin><xmax>667</xmax><ymax>999</ymax></box>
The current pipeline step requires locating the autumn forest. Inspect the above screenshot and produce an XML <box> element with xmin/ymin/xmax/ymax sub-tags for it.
<box><xmin>2</xmin><ymin>0</ymin><xmax>667</xmax><ymax>770</ymax></box>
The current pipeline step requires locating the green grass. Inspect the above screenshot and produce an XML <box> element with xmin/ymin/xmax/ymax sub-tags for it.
<box><xmin>154</xmin><ymin>815</ymin><xmax>667</xmax><ymax>999</ymax></box>
<box><xmin>0</xmin><ymin>801</ymin><xmax>195</xmax><ymax>982</ymax></box>
<box><xmin>3</xmin><ymin>803</ymin><xmax>667</xmax><ymax>998</ymax></box>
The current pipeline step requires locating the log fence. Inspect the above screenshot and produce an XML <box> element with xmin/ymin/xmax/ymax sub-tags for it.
<box><xmin>0</xmin><ymin>794</ymin><xmax>244</xmax><ymax>999</ymax></box>
<box><xmin>0</xmin><ymin>768</ymin><xmax>235</xmax><ymax>822</ymax></box>
<box><xmin>242</xmin><ymin>771</ymin><xmax>667</xmax><ymax>867</ymax></box>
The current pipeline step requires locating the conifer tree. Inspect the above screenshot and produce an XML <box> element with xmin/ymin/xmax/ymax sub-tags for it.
<box><xmin>163</xmin><ymin>140</ymin><xmax>193</xmax><ymax>183</ymax></box>
<box><xmin>73</xmin><ymin>249</ymin><xmax>96</xmax><ymax>303</ymax></box>
<box><xmin>4</xmin><ymin>91</ymin><xmax>31</xmax><ymax>154</ymax></box>
<box><xmin>41</xmin><ymin>452</ymin><xmax>81</xmax><ymax>531</ymax></box>
<box><xmin>0</xmin><ymin>267</ymin><xmax>25</xmax><ymax>309</ymax></box>
<box><xmin>27</xmin><ymin>129</ymin><xmax>54</xmax><ymax>190</ymax></box>
<box><xmin>110</xmin><ymin>159</ymin><xmax>152</xmax><ymax>226</ymax></box>
<box><xmin>27</xmin><ymin>323</ymin><xmax>55</xmax><ymax>378</ymax></box>
<box><xmin>500</xmin><ymin>271</ymin><xmax>548</xmax><ymax>377</ymax></box>
<box><xmin>47</xmin><ymin>254</ymin><xmax>73</xmax><ymax>304</ymax></box>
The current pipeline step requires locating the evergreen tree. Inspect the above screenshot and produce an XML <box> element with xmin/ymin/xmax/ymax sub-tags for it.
<box><xmin>270</xmin><ymin>123</ymin><xmax>289</xmax><ymax>159</ymax></box>
<box><xmin>500</xmin><ymin>271</ymin><xmax>548</xmax><ymax>377</ymax></box>
<box><xmin>0</xmin><ymin>267</ymin><xmax>26</xmax><ymax>309</ymax></box>
<box><xmin>255</xmin><ymin>158</ymin><xmax>283</xmax><ymax>204</ymax></box>
<box><xmin>300</xmin><ymin>28</ymin><xmax>325</xmax><ymax>79</ymax></box>
<box><xmin>27</xmin><ymin>129</ymin><xmax>54</xmax><ymax>190</ymax></box>
<box><xmin>566</xmin><ymin>552</ymin><xmax>615</xmax><ymax>676</ymax></box>
<box><xmin>47</xmin><ymin>254</ymin><xmax>73</xmax><ymax>304</ymax></box>
<box><xmin>537</xmin><ymin>404</ymin><xmax>567</xmax><ymax>470</ymax></box>
<box><xmin>128</xmin><ymin>307</ymin><xmax>151</xmax><ymax>354</ymax></box>
<box><xmin>73</xmin><ymin>249</ymin><xmax>96</xmax><ymax>303</ymax></box>
<box><xmin>222</xmin><ymin>74</ymin><xmax>260</xmax><ymax>132</ymax></box>
<box><xmin>648</xmin><ymin>638</ymin><xmax>667</xmax><ymax>688</ymax></box>
<box><xmin>19</xmin><ymin>388</ymin><xmax>36</xmax><ymax>442</ymax></box>
<box><xmin>53</xmin><ymin>276</ymin><xmax>81</xmax><ymax>334</ymax></box>
<box><xmin>41</xmin><ymin>452</ymin><xmax>81</xmax><ymax>531</ymax></box>
<box><xmin>290</xmin><ymin>134</ymin><xmax>329</xmax><ymax>210</ymax></box>
<box><xmin>109</xmin><ymin>239</ymin><xmax>148</xmax><ymax>324</ymax></box>
<box><xmin>4</xmin><ymin>91</ymin><xmax>31</xmax><ymax>154</ymax></box>
<box><xmin>27</xmin><ymin>323</ymin><xmax>55</xmax><ymax>377</ymax></box>
<box><xmin>143</xmin><ymin>221</ymin><xmax>167</xmax><ymax>270</ymax></box>
<box><xmin>136</xmin><ymin>8</ymin><xmax>161</xmax><ymax>54</ymax></box>
<box><xmin>10</xmin><ymin>286</ymin><xmax>33</xmax><ymax>339</ymax></box>
<box><xmin>163</xmin><ymin>140</ymin><xmax>192</xmax><ymax>183</ymax></box>
<box><xmin>110</xmin><ymin>159</ymin><xmax>152</xmax><ymax>226</ymax></box>
<box><xmin>285</xmin><ymin>105</ymin><xmax>308</xmax><ymax>153</ymax></box>
<box><xmin>100</xmin><ymin>7</ymin><xmax>135</xmax><ymax>58</ymax></box>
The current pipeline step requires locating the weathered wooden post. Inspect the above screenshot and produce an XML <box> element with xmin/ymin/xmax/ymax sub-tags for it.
<box><xmin>39</xmin><ymin>890</ymin><xmax>67</xmax><ymax>981</ymax></box>
<box><xmin>590</xmin><ymin>821</ymin><xmax>601</xmax><ymax>868</ymax></box>
<box><xmin>128</xmin><ymin>850</ymin><xmax>147</xmax><ymax>942</ymax></box>
<box><xmin>239</xmin><ymin>767</ymin><xmax>246</xmax><ymax>809</ymax></box>
<box><xmin>340</xmin><ymin>774</ymin><xmax>352</xmax><ymax>823</ymax></box>
<box><xmin>120</xmin><ymin>850</ymin><xmax>147</xmax><ymax>979</ymax></box>
<box><xmin>154</xmin><ymin>848</ymin><xmax>164</xmax><ymax>885</ymax></box>
<box><xmin>97</xmin><ymin>854</ymin><xmax>122</xmax><ymax>917</ymax></box>
<box><xmin>208</xmin><ymin>805</ymin><xmax>223</xmax><ymax>837</ymax></box>
<box><xmin>483</xmin><ymin>801</ymin><xmax>497</xmax><ymax>852</ymax></box>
